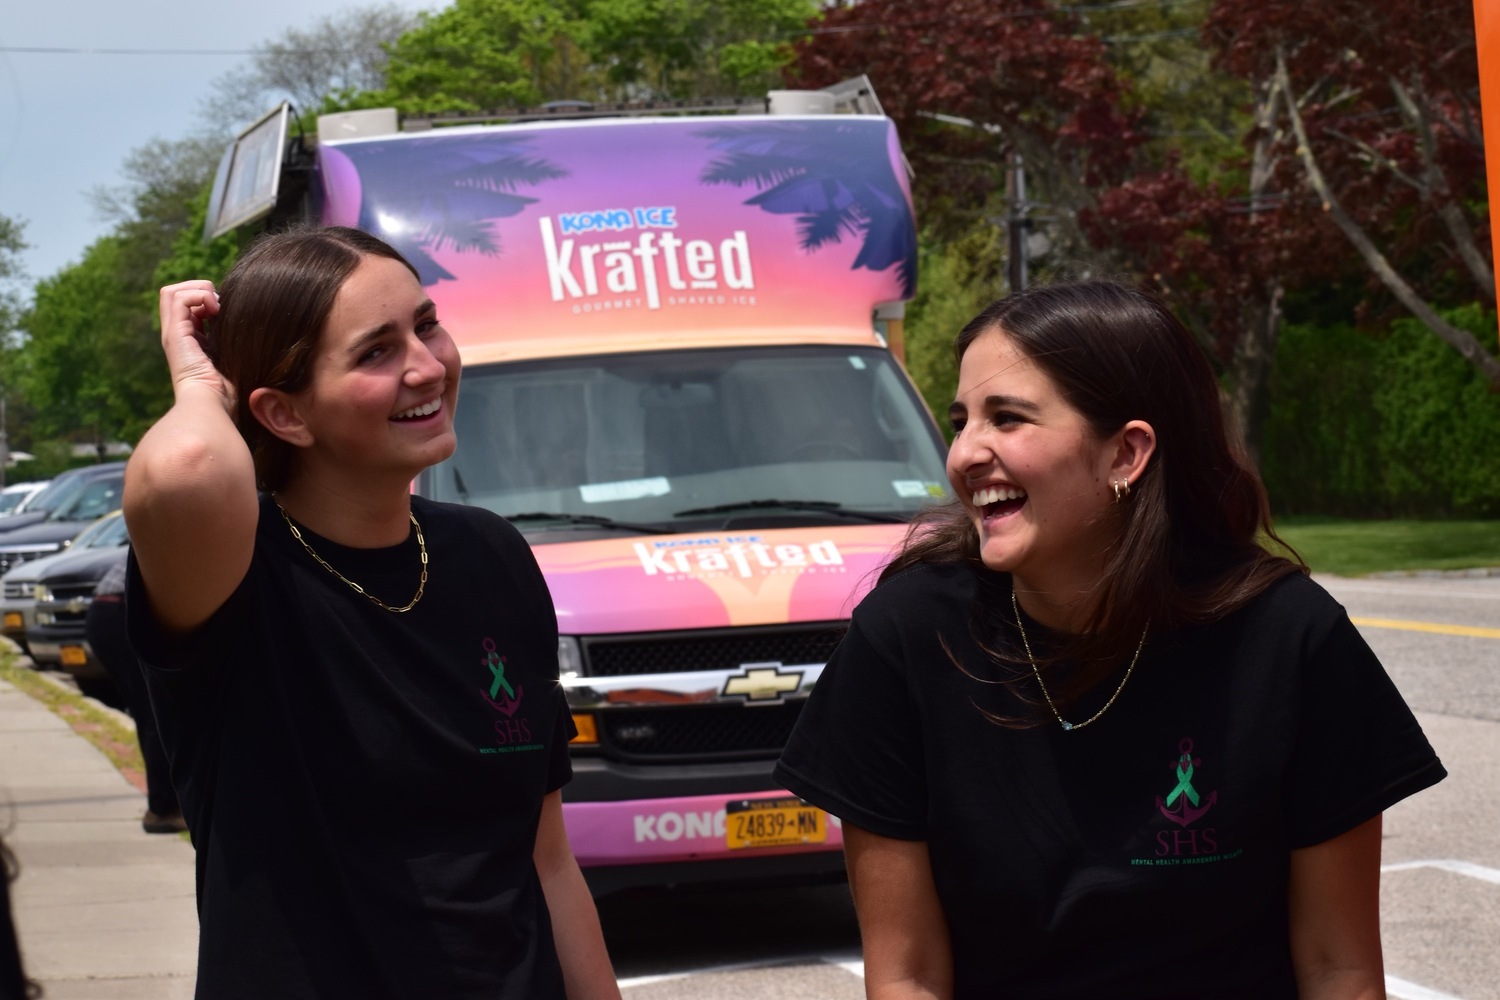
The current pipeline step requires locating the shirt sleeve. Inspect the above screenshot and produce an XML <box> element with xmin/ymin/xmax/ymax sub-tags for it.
<box><xmin>478</xmin><ymin>505</ymin><xmax>577</xmax><ymax>794</ymax></box>
<box><xmin>124</xmin><ymin>546</ymin><xmax>252</xmax><ymax>677</ymax></box>
<box><xmin>1283</xmin><ymin>609</ymin><xmax>1447</xmax><ymax>848</ymax></box>
<box><xmin>774</xmin><ymin>607</ymin><xmax>929</xmax><ymax>841</ymax></box>
<box><xmin>544</xmin><ymin>694</ymin><xmax>577</xmax><ymax>794</ymax></box>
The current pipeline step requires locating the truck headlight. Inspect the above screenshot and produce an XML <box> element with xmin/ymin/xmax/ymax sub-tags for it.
<box><xmin>557</xmin><ymin>636</ymin><xmax>583</xmax><ymax>680</ymax></box>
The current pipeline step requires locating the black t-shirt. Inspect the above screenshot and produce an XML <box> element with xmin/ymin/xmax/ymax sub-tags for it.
<box><xmin>774</xmin><ymin>561</ymin><xmax>1447</xmax><ymax>1000</ymax></box>
<box><xmin>127</xmin><ymin>495</ymin><xmax>575</xmax><ymax>1000</ymax></box>
<box><xmin>0</xmin><ymin>865</ymin><xmax>26</xmax><ymax>1000</ymax></box>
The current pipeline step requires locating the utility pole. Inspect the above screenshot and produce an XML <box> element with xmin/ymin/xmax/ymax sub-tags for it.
<box><xmin>916</xmin><ymin>111</ymin><xmax>1032</xmax><ymax>293</ymax></box>
<box><xmin>1006</xmin><ymin>151</ymin><xmax>1029</xmax><ymax>293</ymax></box>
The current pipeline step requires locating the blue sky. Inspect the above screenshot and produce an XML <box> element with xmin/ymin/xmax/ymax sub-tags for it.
<box><xmin>0</xmin><ymin>1</ymin><xmax>433</xmax><ymax>291</ymax></box>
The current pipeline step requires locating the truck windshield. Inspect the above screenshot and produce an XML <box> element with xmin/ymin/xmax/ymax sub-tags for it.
<box><xmin>426</xmin><ymin>345</ymin><xmax>950</xmax><ymax>534</ymax></box>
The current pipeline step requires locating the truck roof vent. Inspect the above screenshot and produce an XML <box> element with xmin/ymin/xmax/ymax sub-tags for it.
<box><xmin>317</xmin><ymin>108</ymin><xmax>399</xmax><ymax>144</ymax></box>
<box><xmin>766</xmin><ymin>90</ymin><xmax>837</xmax><ymax>116</ymax></box>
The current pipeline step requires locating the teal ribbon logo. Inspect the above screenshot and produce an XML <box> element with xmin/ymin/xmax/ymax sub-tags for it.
<box><xmin>1166</xmin><ymin>754</ymin><xmax>1200</xmax><ymax>807</ymax></box>
<box><xmin>487</xmin><ymin>647</ymin><xmax>514</xmax><ymax>700</ymax></box>
<box><xmin>1156</xmin><ymin>737</ymin><xmax>1217</xmax><ymax>827</ymax></box>
<box><xmin>480</xmin><ymin>637</ymin><xmax>523</xmax><ymax>717</ymax></box>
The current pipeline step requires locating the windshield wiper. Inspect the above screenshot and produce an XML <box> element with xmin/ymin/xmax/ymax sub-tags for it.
<box><xmin>671</xmin><ymin>499</ymin><xmax>906</xmax><ymax>524</ymax></box>
<box><xmin>505</xmin><ymin>511</ymin><xmax>664</xmax><ymax>534</ymax></box>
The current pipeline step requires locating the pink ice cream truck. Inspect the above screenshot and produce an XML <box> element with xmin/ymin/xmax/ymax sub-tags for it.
<box><xmin>211</xmin><ymin>91</ymin><xmax>950</xmax><ymax>894</ymax></box>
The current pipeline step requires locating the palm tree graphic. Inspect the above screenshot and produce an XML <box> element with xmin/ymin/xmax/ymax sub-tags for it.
<box><xmin>696</xmin><ymin>121</ymin><xmax>917</xmax><ymax>297</ymax></box>
<box><xmin>336</xmin><ymin>134</ymin><xmax>568</xmax><ymax>286</ymax></box>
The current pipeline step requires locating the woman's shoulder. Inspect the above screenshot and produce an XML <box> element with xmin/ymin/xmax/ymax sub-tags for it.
<box><xmin>1203</xmin><ymin>568</ymin><xmax>1354</xmax><ymax>655</ymax></box>
<box><xmin>1239</xmin><ymin>569</ymin><xmax>1345</xmax><ymax>622</ymax></box>
<box><xmin>858</xmin><ymin>558</ymin><xmax>1000</xmax><ymax>619</ymax></box>
<box><xmin>411</xmin><ymin>496</ymin><xmax>525</xmax><ymax>547</ymax></box>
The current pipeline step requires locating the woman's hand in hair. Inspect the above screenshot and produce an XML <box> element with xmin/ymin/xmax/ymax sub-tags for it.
<box><xmin>132</xmin><ymin>281</ymin><xmax>259</xmax><ymax>635</ymax></box>
<box><xmin>159</xmin><ymin>280</ymin><xmax>234</xmax><ymax>412</ymax></box>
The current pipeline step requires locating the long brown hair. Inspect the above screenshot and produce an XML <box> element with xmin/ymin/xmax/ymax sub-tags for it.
<box><xmin>205</xmin><ymin>225</ymin><xmax>420</xmax><ymax>493</ymax></box>
<box><xmin>887</xmin><ymin>280</ymin><xmax>1304</xmax><ymax>719</ymax></box>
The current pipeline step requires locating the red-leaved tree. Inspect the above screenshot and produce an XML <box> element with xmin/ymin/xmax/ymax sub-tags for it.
<box><xmin>789</xmin><ymin>0</ymin><xmax>1144</xmax><ymax>251</ymax></box>
<box><xmin>1205</xmin><ymin>0</ymin><xmax>1495</xmax><ymax>386</ymax></box>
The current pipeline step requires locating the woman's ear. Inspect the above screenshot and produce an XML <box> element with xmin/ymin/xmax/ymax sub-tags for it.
<box><xmin>1108</xmin><ymin>420</ymin><xmax>1156</xmax><ymax>490</ymax></box>
<box><xmin>248</xmin><ymin>387</ymin><xmax>314</xmax><ymax>448</ymax></box>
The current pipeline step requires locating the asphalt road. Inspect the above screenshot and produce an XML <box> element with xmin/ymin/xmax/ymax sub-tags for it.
<box><xmin>605</xmin><ymin>572</ymin><xmax>1500</xmax><ymax>999</ymax></box>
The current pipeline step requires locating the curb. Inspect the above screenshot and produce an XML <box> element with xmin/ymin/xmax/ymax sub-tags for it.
<box><xmin>28</xmin><ymin>663</ymin><xmax>138</xmax><ymax>732</ymax></box>
<box><xmin>1365</xmin><ymin>566</ymin><xmax>1500</xmax><ymax>580</ymax></box>
<box><xmin>0</xmin><ymin>635</ymin><xmax>137</xmax><ymax>732</ymax></box>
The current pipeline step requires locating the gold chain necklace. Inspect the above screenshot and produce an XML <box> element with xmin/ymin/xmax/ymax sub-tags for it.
<box><xmin>275</xmin><ymin>500</ymin><xmax>428</xmax><ymax>613</ymax></box>
<box><xmin>1011</xmin><ymin>589</ymin><xmax>1147</xmax><ymax>732</ymax></box>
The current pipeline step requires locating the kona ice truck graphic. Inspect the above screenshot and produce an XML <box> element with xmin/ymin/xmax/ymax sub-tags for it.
<box><xmin>209</xmin><ymin>87</ymin><xmax>950</xmax><ymax>894</ymax></box>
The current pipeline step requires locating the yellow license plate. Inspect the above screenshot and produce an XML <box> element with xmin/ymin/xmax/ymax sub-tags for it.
<box><xmin>2</xmin><ymin>612</ymin><xmax>20</xmax><ymax>629</ymax></box>
<box><xmin>726</xmin><ymin>797</ymin><xmax>827</xmax><ymax>850</ymax></box>
<box><xmin>60</xmin><ymin>646</ymin><xmax>88</xmax><ymax>666</ymax></box>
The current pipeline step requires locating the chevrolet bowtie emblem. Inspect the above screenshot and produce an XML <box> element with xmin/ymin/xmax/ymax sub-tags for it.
<box><xmin>722</xmin><ymin>665</ymin><xmax>803</xmax><ymax>702</ymax></box>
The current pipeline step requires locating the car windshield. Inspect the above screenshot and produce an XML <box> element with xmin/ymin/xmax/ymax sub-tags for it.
<box><xmin>70</xmin><ymin>513</ymin><xmax>129</xmax><ymax>550</ymax></box>
<box><xmin>0</xmin><ymin>490</ymin><xmax>31</xmax><ymax>515</ymax></box>
<box><xmin>423</xmin><ymin>344</ymin><xmax>950</xmax><ymax>533</ymax></box>
<box><xmin>18</xmin><ymin>474</ymin><xmax>86</xmax><ymax>516</ymax></box>
<box><xmin>48</xmin><ymin>475</ymin><xmax>122</xmax><ymax>523</ymax></box>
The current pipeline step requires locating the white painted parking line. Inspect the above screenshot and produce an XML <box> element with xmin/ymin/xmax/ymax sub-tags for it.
<box><xmin>618</xmin><ymin>952</ymin><xmax>866</xmax><ymax>990</ymax></box>
<box><xmin>1382</xmin><ymin>859</ymin><xmax>1500</xmax><ymax>885</ymax></box>
<box><xmin>823</xmin><ymin>951</ymin><xmax>864</xmax><ymax>978</ymax></box>
<box><xmin>1386</xmin><ymin>974</ymin><xmax>1465</xmax><ymax>1000</ymax></box>
<box><xmin>619</xmin><ymin>949</ymin><xmax>1464</xmax><ymax>998</ymax></box>
<box><xmin>820</xmin><ymin>950</ymin><xmax>1464</xmax><ymax>1000</ymax></box>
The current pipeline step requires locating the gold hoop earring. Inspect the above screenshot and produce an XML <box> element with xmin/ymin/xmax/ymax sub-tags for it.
<box><xmin>1113</xmin><ymin>477</ymin><xmax>1131</xmax><ymax>503</ymax></box>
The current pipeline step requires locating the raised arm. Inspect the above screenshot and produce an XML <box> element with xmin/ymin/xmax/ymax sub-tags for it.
<box><xmin>844</xmin><ymin>824</ymin><xmax>953</xmax><ymax>1000</ymax></box>
<box><xmin>123</xmin><ymin>281</ymin><xmax>260</xmax><ymax>633</ymax></box>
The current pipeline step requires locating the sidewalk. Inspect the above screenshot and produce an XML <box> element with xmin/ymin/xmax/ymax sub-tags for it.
<box><xmin>0</xmin><ymin>672</ymin><xmax>197</xmax><ymax>999</ymax></box>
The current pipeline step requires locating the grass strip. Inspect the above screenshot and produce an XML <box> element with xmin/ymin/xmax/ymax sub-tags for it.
<box><xmin>1272</xmin><ymin>518</ymin><xmax>1500</xmax><ymax>577</ymax></box>
<box><xmin>0</xmin><ymin>652</ymin><xmax>146</xmax><ymax>783</ymax></box>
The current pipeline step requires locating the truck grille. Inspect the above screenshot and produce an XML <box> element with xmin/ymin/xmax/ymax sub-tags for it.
<box><xmin>577</xmin><ymin>624</ymin><xmax>847</xmax><ymax>761</ymax></box>
<box><xmin>46</xmin><ymin>583</ymin><xmax>96</xmax><ymax>602</ymax></box>
<box><xmin>0</xmin><ymin>552</ymin><xmax>48</xmax><ymax>577</ymax></box>
<box><xmin>2</xmin><ymin>580</ymin><xmax>31</xmax><ymax>600</ymax></box>
<box><xmin>599</xmin><ymin>701</ymin><xmax>804</xmax><ymax>762</ymax></box>
<box><xmin>581</xmin><ymin>623</ymin><xmax>845</xmax><ymax>677</ymax></box>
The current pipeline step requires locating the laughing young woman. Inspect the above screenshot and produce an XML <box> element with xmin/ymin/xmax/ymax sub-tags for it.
<box><xmin>774</xmin><ymin>280</ymin><xmax>1445</xmax><ymax>1000</ymax></box>
<box><xmin>124</xmin><ymin>227</ymin><xmax>619</xmax><ymax>1000</ymax></box>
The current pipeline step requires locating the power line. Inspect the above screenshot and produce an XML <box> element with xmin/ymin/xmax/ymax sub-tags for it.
<box><xmin>1</xmin><ymin>46</ymin><xmax>294</xmax><ymax>56</ymax></box>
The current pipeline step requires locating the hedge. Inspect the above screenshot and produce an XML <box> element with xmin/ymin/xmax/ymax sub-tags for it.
<box><xmin>1262</xmin><ymin>303</ymin><xmax>1500</xmax><ymax>518</ymax></box>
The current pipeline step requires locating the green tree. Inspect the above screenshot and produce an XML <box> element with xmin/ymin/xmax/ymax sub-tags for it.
<box><xmin>367</xmin><ymin>0</ymin><xmax>818</xmax><ymax>114</ymax></box>
<box><xmin>585</xmin><ymin>0</ymin><xmax>818</xmax><ymax>99</ymax></box>
<box><xmin>0</xmin><ymin>215</ymin><xmax>24</xmax><ymax>337</ymax></box>
<box><xmin>0</xmin><ymin>215</ymin><xmax>34</xmax><ymax>470</ymax></box>
<box><xmin>22</xmin><ymin>135</ymin><xmax>229</xmax><ymax>449</ymax></box>
<box><xmin>378</xmin><ymin>0</ymin><xmax>594</xmax><ymax>112</ymax></box>
<box><xmin>153</xmin><ymin>189</ymin><xmax>240</xmax><ymax>291</ymax></box>
<box><xmin>903</xmin><ymin>225</ymin><xmax>1006</xmax><ymax>428</ymax></box>
<box><xmin>17</xmin><ymin>237</ymin><xmax>171</xmax><ymax>447</ymax></box>
<box><xmin>1086</xmin><ymin>0</ymin><xmax>1251</xmax><ymax>183</ymax></box>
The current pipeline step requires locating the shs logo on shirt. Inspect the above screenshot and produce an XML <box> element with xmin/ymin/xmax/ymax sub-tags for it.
<box><xmin>476</xmin><ymin>636</ymin><xmax>543</xmax><ymax>755</ymax></box>
<box><xmin>1129</xmin><ymin>737</ymin><xmax>1243</xmax><ymax>868</ymax></box>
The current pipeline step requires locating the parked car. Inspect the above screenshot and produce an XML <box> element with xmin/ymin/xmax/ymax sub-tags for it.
<box><xmin>0</xmin><ymin>465</ymin><xmax>125</xmax><ymax>578</ymax></box>
<box><xmin>0</xmin><ymin>463</ymin><xmax>126</xmax><ymax>535</ymax></box>
<box><xmin>28</xmin><ymin>519</ymin><xmax>130</xmax><ymax>706</ymax></box>
<box><xmin>1</xmin><ymin>510</ymin><xmax>128</xmax><ymax>656</ymax></box>
<box><xmin>0</xmin><ymin>481</ymin><xmax>50</xmax><ymax>516</ymax></box>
